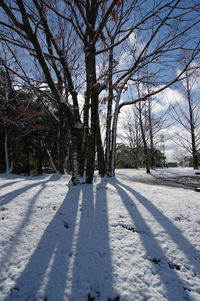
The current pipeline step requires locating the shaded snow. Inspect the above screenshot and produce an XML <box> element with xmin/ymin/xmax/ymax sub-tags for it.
<box><xmin>0</xmin><ymin>169</ymin><xmax>200</xmax><ymax>301</ymax></box>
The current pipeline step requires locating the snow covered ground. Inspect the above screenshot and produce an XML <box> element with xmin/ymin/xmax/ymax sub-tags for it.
<box><xmin>0</xmin><ymin>168</ymin><xmax>200</xmax><ymax>301</ymax></box>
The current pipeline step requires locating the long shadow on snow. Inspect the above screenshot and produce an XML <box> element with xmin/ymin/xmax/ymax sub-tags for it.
<box><xmin>3</xmin><ymin>180</ymin><xmax>114</xmax><ymax>301</ymax></box>
<box><xmin>0</xmin><ymin>174</ymin><xmax>62</xmax><ymax>207</ymax></box>
<box><xmin>0</xmin><ymin>176</ymin><xmax>60</xmax><ymax>270</ymax></box>
<box><xmin>118</xmin><ymin>180</ymin><xmax>200</xmax><ymax>270</ymax></box>
<box><xmin>3</xmin><ymin>183</ymin><xmax>81</xmax><ymax>301</ymax></box>
<box><xmin>69</xmin><ymin>180</ymin><xmax>114</xmax><ymax>301</ymax></box>
<box><xmin>109</xmin><ymin>178</ymin><xmax>198</xmax><ymax>301</ymax></box>
<box><xmin>0</xmin><ymin>180</ymin><xmax>25</xmax><ymax>190</ymax></box>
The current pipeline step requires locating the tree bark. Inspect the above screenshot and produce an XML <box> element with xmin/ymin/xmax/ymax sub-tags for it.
<box><xmin>85</xmin><ymin>89</ymin><xmax>99</xmax><ymax>183</ymax></box>
<box><xmin>4</xmin><ymin>129</ymin><xmax>12</xmax><ymax>173</ymax></box>
<box><xmin>26</xmin><ymin>147</ymin><xmax>30</xmax><ymax>176</ymax></box>
<box><xmin>186</xmin><ymin>76</ymin><xmax>199</xmax><ymax>169</ymax></box>
<box><xmin>105</xmin><ymin>41</ymin><xmax>114</xmax><ymax>175</ymax></box>
<box><xmin>57</xmin><ymin>117</ymin><xmax>65</xmax><ymax>174</ymax></box>
<box><xmin>84</xmin><ymin>5</ymin><xmax>101</xmax><ymax>183</ymax></box>
<box><xmin>97</xmin><ymin>115</ymin><xmax>107</xmax><ymax>177</ymax></box>
<box><xmin>139</xmin><ymin>102</ymin><xmax>150</xmax><ymax>173</ymax></box>
<box><xmin>148</xmin><ymin>98</ymin><xmax>155</xmax><ymax>169</ymax></box>
<box><xmin>46</xmin><ymin>148</ymin><xmax>58</xmax><ymax>173</ymax></box>
<box><xmin>108</xmin><ymin>90</ymin><xmax>122</xmax><ymax>176</ymax></box>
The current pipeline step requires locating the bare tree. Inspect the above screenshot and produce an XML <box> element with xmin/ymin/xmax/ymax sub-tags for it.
<box><xmin>170</xmin><ymin>66</ymin><xmax>200</xmax><ymax>169</ymax></box>
<box><xmin>173</xmin><ymin>148</ymin><xmax>189</xmax><ymax>166</ymax></box>
<box><xmin>120</xmin><ymin>107</ymin><xmax>143</xmax><ymax>169</ymax></box>
<box><xmin>119</xmin><ymin>89</ymin><xmax>174</xmax><ymax>171</ymax></box>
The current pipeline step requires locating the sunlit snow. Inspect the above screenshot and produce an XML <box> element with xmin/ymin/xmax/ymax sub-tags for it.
<box><xmin>0</xmin><ymin>169</ymin><xmax>200</xmax><ymax>301</ymax></box>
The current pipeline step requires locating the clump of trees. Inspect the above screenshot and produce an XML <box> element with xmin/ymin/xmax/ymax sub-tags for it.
<box><xmin>0</xmin><ymin>0</ymin><xmax>200</xmax><ymax>183</ymax></box>
<box><xmin>118</xmin><ymin>93</ymin><xmax>168</xmax><ymax>171</ymax></box>
<box><xmin>0</xmin><ymin>67</ymin><xmax>58</xmax><ymax>175</ymax></box>
<box><xmin>115</xmin><ymin>143</ymin><xmax>164</xmax><ymax>169</ymax></box>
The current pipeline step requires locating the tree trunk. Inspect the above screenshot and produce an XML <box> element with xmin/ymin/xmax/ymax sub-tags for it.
<box><xmin>86</xmin><ymin>90</ymin><xmax>99</xmax><ymax>183</ymax></box>
<box><xmin>58</xmin><ymin>116</ymin><xmax>65</xmax><ymax>174</ymax></box>
<box><xmin>186</xmin><ymin>75</ymin><xmax>199</xmax><ymax>169</ymax></box>
<box><xmin>148</xmin><ymin>98</ymin><xmax>155</xmax><ymax>169</ymax></box>
<box><xmin>4</xmin><ymin>129</ymin><xmax>13</xmax><ymax>173</ymax></box>
<box><xmin>11</xmin><ymin>137</ymin><xmax>18</xmax><ymax>174</ymax></box>
<box><xmin>139</xmin><ymin>102</ymin><xmax>150</xmax><ymax>174</ymax></box>
<box><xmin>82</xmin><ymin>89</ymin><xmax>90</xmax><ymax>175</ymax></box>
<box><xmin>97</xmin><ymin>116</ymin><xmax>107</xmax><ymax>177</ymax></box>
<box><xmin>105</xmin><ymin>41</ymin><xmax>114</xmax><ymax>174</ymax></box>
<box><xmin>26</xmin><ymin>148</ymin><xmax>30</xmax><ymax>176</ymax></box>
<box><xmin>191</xmin><ymin>131</ymin><xmax>199</xmax><ymax>169</ymax></box>
<box><xmin>58</xmin><ymin>105</ymin><xmax>84</xmax><ymax>184</ymax></box>
<box><xmin>108</xmin><ymin>91</ymin><xmax>122</xmax><ymax>176</ymax></box>
<box><xmin>70</xmin><ymin>126</ymin><xmax>84</xmax><ymax>184</ymax></box>
<box><xmin>46</xmin><ymin>148</ymin><xmax>58</xmax><ymax>173</ymax></box>
<box><xmin>85</xmin><ymin>37</ymin><xmax>100</xmax><ymax>183</ymax></box>
<box><xmin>36</xmin><ymin>139</ymin><xmax>43</xmax><ymax>175</ymax></box>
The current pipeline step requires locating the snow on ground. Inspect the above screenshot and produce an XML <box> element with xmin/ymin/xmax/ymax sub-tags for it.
<box><xmin>0</xmin><ymin>168</ymin><xmax>200</xmax><ymax>301</ymax></box>
<box><xmin>116</xmin><ymin>167</ymin><xmax>198</xmax><ymax>179</ymax></box>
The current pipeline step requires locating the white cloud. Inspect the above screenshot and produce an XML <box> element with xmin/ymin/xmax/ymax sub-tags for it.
<box><xmin>128</xmin><ymin>32</ymin><xmax>137</xmax><ymax>45</ymax></box>
<box><xmin>156</xmin><ymin>87</ymin><xmax>184</xmax><ymax>106</ymax></box>
<box><xmin>152</xmin><ymin>100</ymin><xmax>168</xmax><ymax>114</ymax></box>
<box><xmin>176</xmin><ymin>61</ymin><xmax>200</xmax><ymax>91</ymax></box>
<box><xmin>128</xmin><ymin>32</ymin><xmax>145</xmax><ymax>53</ymax></box>
<box><xmin>192</xmin><ymin>75</ymin><xmax>200</xmax><ymax>91</ymax></box>
<box><xmin>118</xmin><ymin>52</ymin><xmax>130</xmax><ymax>66</ymax></box>
<box><xmin>118</xmin><ymin>32</ymin><xmax>146</xmax><ymax>68</ymax></box>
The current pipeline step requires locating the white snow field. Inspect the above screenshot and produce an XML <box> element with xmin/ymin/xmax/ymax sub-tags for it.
<box><xmin>0</xmin><ymin>168</ymin><xmax>200</xmax><ymax>301</ymax></box>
